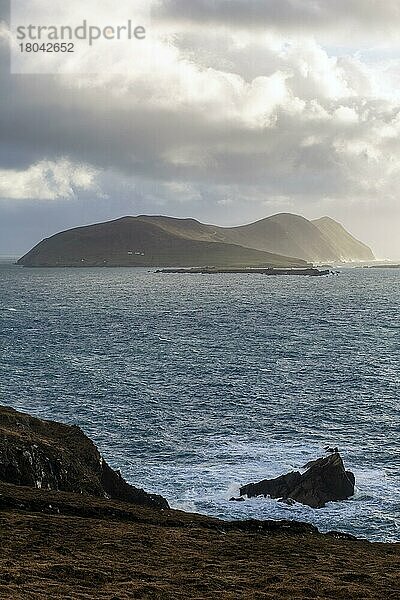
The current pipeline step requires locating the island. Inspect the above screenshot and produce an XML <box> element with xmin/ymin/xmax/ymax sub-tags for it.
<box><xmin>17</xmin><ymin>213</ymin><xmax>373</xmax><ymax>268</ymax></box>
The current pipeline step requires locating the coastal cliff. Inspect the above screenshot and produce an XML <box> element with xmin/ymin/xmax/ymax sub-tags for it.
<box><xmin>0</xmin><ymin>406</ymin><xmax>168</xmax><ymax>509</ymax></box>
<box><xmin>0</xmin><ymin>406</ymin><xmax>398</xmax><ymax>599</ymax></box>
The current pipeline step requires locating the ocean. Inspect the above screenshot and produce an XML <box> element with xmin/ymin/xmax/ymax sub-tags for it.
<box><xmin>1</xmin><ymin>260</ymin><xmax>399</xmax><ymax>542</ymax></box>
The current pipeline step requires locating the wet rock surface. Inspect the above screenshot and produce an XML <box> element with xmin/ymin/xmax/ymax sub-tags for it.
<box><xmin>240</xmin><ymin>452</ymin><xmax>355</xmax><ymax>508</ymax></box>
<box><xmin>0</xmin><ymin>406</ymin><xmax>168</xmax><ymax>509</ymax></box>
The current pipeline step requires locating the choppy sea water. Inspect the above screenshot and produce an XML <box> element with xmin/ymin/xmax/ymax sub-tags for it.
<box><xmin>0</xmin><ymin>260</ymin><xmax>399</xmax><ymax>542</ymax></box>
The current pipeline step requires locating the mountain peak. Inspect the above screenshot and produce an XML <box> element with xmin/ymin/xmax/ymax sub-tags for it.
<box><xmin>312</xmin><ymin>217</ymin><xmax>374</xmax><ymax>261</ymax></box>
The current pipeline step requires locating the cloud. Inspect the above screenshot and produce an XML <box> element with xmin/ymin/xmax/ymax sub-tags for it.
<box><xmin>159</xmin><ymin>0</ymin><xmax>400</xmax><ymax>43</ymax></box>
<box><xmin>0</xmin><ymin>159</ymin><xmax>101</xmax><ymax>200</ymax></box>
<box><xmin>1</xmin><ymin>1</ymin><xmax>400</xmax><ymax>256</ymax></box>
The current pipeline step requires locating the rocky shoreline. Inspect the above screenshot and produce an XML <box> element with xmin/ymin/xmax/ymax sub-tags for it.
<box><xmin>0</xmin><ymin>406</ymin><xmax>167</xmax><ymax>509</ymax></box>
<box><xmin>0</xmin><ymin>406</ymin><xmax>398</xmax><ymax>599</ymax></box>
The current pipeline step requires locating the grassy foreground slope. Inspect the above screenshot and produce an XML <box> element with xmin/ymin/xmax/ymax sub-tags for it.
<box><xmin>0</xmin><ymin>482</ymin><xmax>399</xmax><ymax>599</ymax></box>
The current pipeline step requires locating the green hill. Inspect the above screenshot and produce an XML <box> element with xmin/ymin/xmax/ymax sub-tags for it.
<box><xmin>17</xmin><ymin>213</ymin><xmax>374</xmax><ymax>267</ymax></box>
<box><xmin>137</xmin><ymin>213</ymin><xmax>374</xmax><ymax>263</ymax></box>
<box><xmin>17</xmin><ymin>217</ymin><xmax>306</xmax><ymax>268</ymax></box>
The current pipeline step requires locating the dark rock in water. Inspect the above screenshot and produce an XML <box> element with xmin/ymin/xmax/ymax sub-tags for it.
<box><xmin>240</xmin><ymin>453</ymin><xmax>355</xmax><ymax>508</ymax></box>
<box><xmin>229</xmin><ymin>496</ymin><xmax>246</xmax><ymax>502</ymax></box>
<box><xmin>241</xmin><ymin>471</ymin><xmax>302</xmax><ymax>501</ymax></box>
<box><xmin>0</xmin><ymin>406</ymin><xmax>168</xmax><ymax>509</ymax></box>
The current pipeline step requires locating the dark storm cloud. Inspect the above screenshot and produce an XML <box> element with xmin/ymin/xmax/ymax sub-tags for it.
<box><xmin>159</xmin><ymin>0</ymin><xmax>400</xmax><ymax>36</ymax></box>
<box><xmin>0</xmin><ymin>1</ymin><xmax>396</xmax><ymax>192</ymax></box>
<box><xmin>1</xmin><ymin>1</ymin><xmax>400</xmax><ymax>257</ymax></box>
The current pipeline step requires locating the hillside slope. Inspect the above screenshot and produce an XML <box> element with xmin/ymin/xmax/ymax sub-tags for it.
<box><xmin>220</xmin><ymin>214</ymin><xmax>339</xmax><ymax>262</ymax></box>
<box><xmin>312</xmin><ymin>217</ymin><xmax>375</xmax><ymax>262</ymax></box>
<box><xmin>1</xmin><ymin>482</ymin><xmax>399</xmax><ymax>600</ymax></box>
<box><xmin>17</xmin><ymin>217</ymin><xmax>307</xmax><ymax>268</ymax></box>
<box><xmin>17</xmin><ymin>213</ymin><xmax>374</xmax><ymax>268</ymax></box>
<box><xmin>137</xmin><ymin>213</ymin><xmax>374</xmax><ymax>262</ymax></box>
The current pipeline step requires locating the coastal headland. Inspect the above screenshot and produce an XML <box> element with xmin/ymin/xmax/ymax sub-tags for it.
<box><xmin>0</xmin><ymin>406</ymin><xmax>398</xmax><ymax>599</ymax></box>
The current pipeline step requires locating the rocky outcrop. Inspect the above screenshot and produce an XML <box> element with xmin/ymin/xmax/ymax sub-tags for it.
<box><xmin>239</xmin><ymin>453</ymin><xmax>355</xmax><ymax>508</ymax></box>
<box><xmin>0</xmin><ymin>406</ymin><xmax>168</xmax><ymax>509</ymax></box>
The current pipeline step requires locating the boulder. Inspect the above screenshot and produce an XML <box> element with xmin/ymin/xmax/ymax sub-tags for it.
<box><xmin>0</xmin><ymin>406</ymin><xmax>169</xmax><ymax>509</ymax></box>
<box><xmin>240</xmin><ymin>452</ymin><xmax>355</xmax><ymax>508</ymax></box>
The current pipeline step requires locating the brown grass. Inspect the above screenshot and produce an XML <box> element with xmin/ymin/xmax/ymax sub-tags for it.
<box><xmin>0</xmin><ymin>483</ymin><xmax>398</xmax><ymax>599</ymax></box>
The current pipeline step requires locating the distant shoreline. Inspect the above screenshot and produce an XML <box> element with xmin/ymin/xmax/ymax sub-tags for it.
<box><xmin>363</xmin><ymin>264</ymin><xmax>400</xmax><ymax>269</ymax></box>
<box><xmin>156</xmin><ymin>267</ymin><xmax>333</xmax><ymax>276</ymax></box>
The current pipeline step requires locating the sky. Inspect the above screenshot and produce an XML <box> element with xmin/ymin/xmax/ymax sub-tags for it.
<box><xmin>1</xmin><ymin>0</ymin><xmax>400</xmax><ymax>257</ymax></box>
